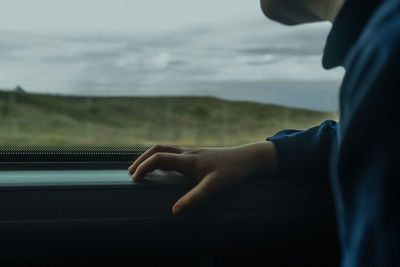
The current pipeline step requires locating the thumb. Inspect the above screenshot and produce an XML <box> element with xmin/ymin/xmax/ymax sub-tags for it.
<box><xmin>172</xmin><ymin>173</ymin><xmax>219</xmax><ymax>216</ymax></box>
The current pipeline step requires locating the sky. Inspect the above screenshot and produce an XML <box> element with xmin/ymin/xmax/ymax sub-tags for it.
<box><xmin>0</xmin><ymin>0</ymin><xmax>345</xmax><ymax>111</ymax></box>
<box><xmin>0</xmin><ymin>0</ymin><xmax>262</xmax><ymax>33</ymax></box>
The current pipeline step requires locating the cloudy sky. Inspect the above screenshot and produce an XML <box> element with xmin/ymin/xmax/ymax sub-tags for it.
<box><xmin>0</xmin><ymin>0</ymin><xmax>264</xmax><ymax>33</ymax></box>
<box><xmin>0</xmin><ymin>0</ymin><xmax>344</xmax><ymax>111</ymax></box>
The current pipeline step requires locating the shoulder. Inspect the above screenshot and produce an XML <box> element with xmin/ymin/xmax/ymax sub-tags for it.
<box><xmin>339</xmin><ymin>1</ymin><xmax>400</xmax><ymax>122</ymax></box>
<box><xmin>342</xmin><ymin>0</ymin><xmax>400</xmax><ymax>94</ymax></box>
<box><xmin>345</xmin><ymin>0</ymin><xmax>400</xmax><ymax>69</ymax></box>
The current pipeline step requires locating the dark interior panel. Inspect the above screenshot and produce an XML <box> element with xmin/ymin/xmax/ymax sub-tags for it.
<box><xmin>0</xmin><ymin>171</ymin><xmax>339</xmax><ymax>266</ymax></box>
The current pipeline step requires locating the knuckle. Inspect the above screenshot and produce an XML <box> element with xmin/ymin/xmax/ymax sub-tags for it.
<box><xmin>171</xmin><ymin>145</ymin><xmax>183</xmax><ymax>152</ymax></box>
<box><xmin>152</xmin><ymin>152</ymin><xmax>164</xmax><ymax>162</ymax></box>
<box><xmin>152</xmin><ymin>144</ymin><xmax>164</xmax><ymax>151</ymax></box>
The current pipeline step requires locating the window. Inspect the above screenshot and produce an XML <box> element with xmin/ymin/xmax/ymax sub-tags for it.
<box><xmin>0</xmin><ymin>0</ymin><xmax>343</xmax><ymax>147</ymax></box>
<box><xmin>0</xmin><ymin>3</ymin><xmax>340</xmax><ymax>264</ymax></box>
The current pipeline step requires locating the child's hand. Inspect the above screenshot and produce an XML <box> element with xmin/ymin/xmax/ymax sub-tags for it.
<box><xmin>128</xmin><ymin>142</ymin><xmax>277</xmax><ymax>215</ymax></box>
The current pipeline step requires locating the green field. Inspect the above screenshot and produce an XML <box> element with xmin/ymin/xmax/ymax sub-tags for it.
<box><xmin>0</xmin><ymin>89</ymin><xmax>338</xmax><ymax>146</ymax></box>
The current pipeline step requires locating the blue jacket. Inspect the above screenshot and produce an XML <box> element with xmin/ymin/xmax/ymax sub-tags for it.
<box><xmin>267</xmin><ymin>0</ymin><xmax>400</xmax><ymax>266</ymax></box>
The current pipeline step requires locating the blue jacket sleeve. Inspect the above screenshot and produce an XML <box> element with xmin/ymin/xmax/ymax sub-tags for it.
<box><xmin>267</xmin><ymin>120</ymin><xmax>339</xmax><ymax>179</ymax></box>
<box><xmin>329</xmin><ymin>8</ymin><xmax>400</xmax><ymax>265</ymax></box>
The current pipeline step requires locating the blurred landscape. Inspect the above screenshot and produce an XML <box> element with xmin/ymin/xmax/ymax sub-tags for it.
<box><xmin>0</xmin><ymin>88</ymin><xmax>338</xmax><ymax>146</ymax></box>
<box><xmin>0</xmin><ymin>1</ymin><xmax>342</xmax><ymax>147</ymax></box>
<box><xmin>0</xmin><ymin>17</ymin><xmax>343</xmax><ymax>112</ymax></box>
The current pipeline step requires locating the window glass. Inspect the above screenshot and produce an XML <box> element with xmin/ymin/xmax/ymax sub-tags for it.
<box><xmin>0</xmin><ymin>0</ymin><xmax>343</xmax><ymax>146</ymax></box>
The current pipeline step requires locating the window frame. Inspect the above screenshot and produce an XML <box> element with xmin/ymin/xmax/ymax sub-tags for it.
<box><xmin>0</xmin><ymin>147</ymin><xmax>340</xmax><ymax>265</ymax></box>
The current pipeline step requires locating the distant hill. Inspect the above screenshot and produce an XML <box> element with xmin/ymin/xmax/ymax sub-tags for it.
<box><xmin>0</xmin><ymin>89</ymin><xmax>337</xmax><ymax>145</ymax></box>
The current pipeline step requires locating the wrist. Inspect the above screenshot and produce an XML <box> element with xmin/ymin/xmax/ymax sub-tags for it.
<box><xmin>237</xmin><ymin>141</ymin><xmax>278</xmax><ymax>177</ymax></box>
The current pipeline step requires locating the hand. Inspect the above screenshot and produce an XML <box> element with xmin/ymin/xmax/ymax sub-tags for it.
<box><xmin>128</xmin><ymin>142</ymin><xmax>278</xmax><ymax>216</ymax></box>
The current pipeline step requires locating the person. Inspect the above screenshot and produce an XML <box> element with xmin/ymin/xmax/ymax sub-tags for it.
<box><xmin>129</xmin><ymin>0</ymin><xmax>400</xmax><ymax>265</ymax></box>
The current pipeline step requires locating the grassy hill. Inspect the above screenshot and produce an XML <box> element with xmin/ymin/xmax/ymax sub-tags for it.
<box><xmin>0</xmin><ymin>89</ymin><xmax>338</xmax><ymax>146</ymax></box>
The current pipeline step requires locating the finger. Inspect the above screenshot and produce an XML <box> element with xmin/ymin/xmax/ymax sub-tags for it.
<box><xmin>128</xmin><ymin>144</ymin><xmax>182</xmax><ymax>174</ymax></box>
<box><xmin>132</xmin><ymin>152</ymin><xmax>193</xmax><ymax>182</ymax></box>
<box><xmin>172</xmin><ymin>172</ymin><xmax>219</xmax><ymax>216</ymax></box>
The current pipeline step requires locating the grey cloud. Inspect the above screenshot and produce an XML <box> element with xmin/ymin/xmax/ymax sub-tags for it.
<box><xmin>0</xmin><ymin>16</ymin><xmax>340</xmax><ymax>111</ymax></box>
